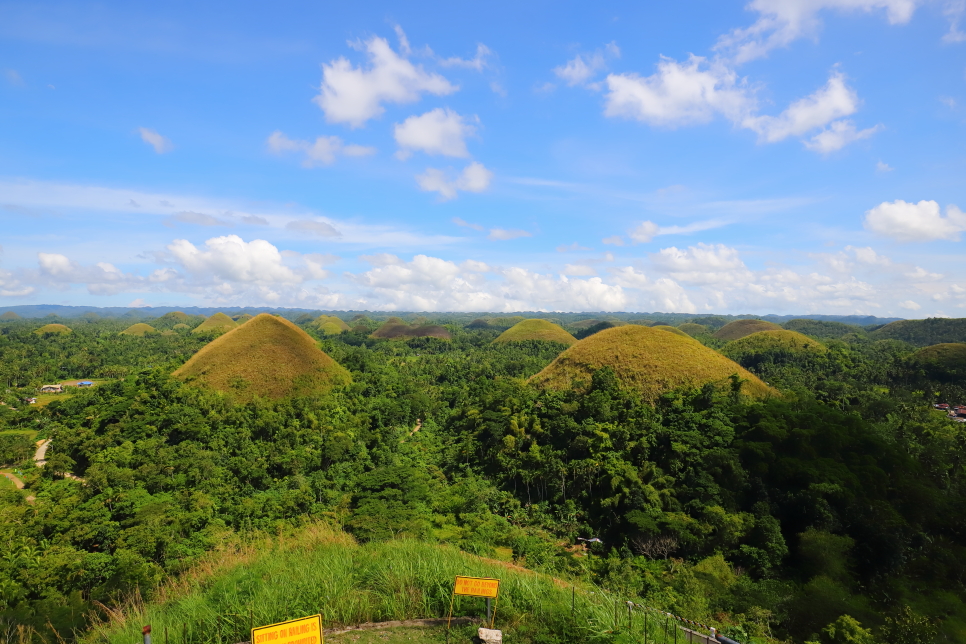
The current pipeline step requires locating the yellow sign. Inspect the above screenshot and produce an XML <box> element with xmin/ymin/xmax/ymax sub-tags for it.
<box><xmin>453</xmin><ymin>576</ymin><xmax>500</xmax><ymax>598</ymax></box>
<box><xmin>252</xmin><ymin>615</ymin><xmax>322</xmax><ymax>644</ymax></box>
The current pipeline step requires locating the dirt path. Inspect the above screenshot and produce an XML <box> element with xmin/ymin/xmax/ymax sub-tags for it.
<box><xmin>34</xmin><ymin>439</ymin><xmax>51</xmax><ymax>466</ymax></box>
<box><xmin>2</xmin><ymin>472</ymin><xmax>24</xmax><ymax>489</ymax></box>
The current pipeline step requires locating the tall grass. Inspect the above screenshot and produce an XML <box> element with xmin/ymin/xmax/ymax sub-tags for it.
<box><xmin>81</xmin><ymin>524</ymin><xmax>683</xmax><ymax>644</ymax></box>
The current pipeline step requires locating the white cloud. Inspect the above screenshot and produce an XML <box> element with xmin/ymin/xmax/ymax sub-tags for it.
<box><xmin>416</xmin><ymin>162</ymin><xmax>493</xmax><ymax>200</ymax></box>
<box><xmin>899</xmin><ymin>299</ymin><xmax>922</xmax><ymax>310</ymax></box>
<box><xmin>650</xmin><ymin>243</ymin><xmax>753</xmax><ymax>285</ymax></box>
<box><xmin>630</xmin><ymin>221</ymin><xmax>661</xmax><ymax>243</ymax></box>
<box><xmin>266</xmin><ymin>131</ymin><xmax>375</xmax><ymax>167</ymax></box>
<box><xmin>139</xmin><ymin>128</ymin><xmax>173</xmax><ymax>154</ymax></box>
<box><xmin>563</xmin><ymin>264</ymin><xmax>597</xmax><ymax>276</ymax></box>
<box><xmin>394</xmin><ymin>108</ymin><xmax>476</xmax><ymax>159</ymax></box>
<box><xmin>488</xmin><ymin>228</ymin><xmax>531</xmax><ymax>241</ymax></box>
<box><xmin>744</xmin><ymin>72</ymin><xmax>861</xmax><ymax>143</ymax></box>
<box><xmin>38</xmin><ymin>253</ymin><xmax>150</xmax><ymax>296</ymax></box>
<box><xmin>168</xmin><ymin>211</ymin><xmax>232</xmax><ymax>227</ymax></box>
<box><xmin>906</xmin><ymin>266</ymin><xmax>943</xmax><ymax>280</ymax></box>
<box><xmin>716</xmin><ymin>0</ymin><xmax>920</xmax><ymax>64</ymax></box>
<box><xmin>863</xmin><ymin>199</ymin><xmax>966</xmax><ymax>241</ymax></box>
<box><xmin>167</xmin><ymin>235</ymin><xmax>302</xmax><ymax>284</ymax></box>
<box><xmin>557</xmin><ymin>242</ymin><xmax>592</xmax><ymax>252</ymax></box>
<box><xmin>876</xmin><ymin>160</ymin><xmax>894</xmax><ymax>172</ymax></box>
<box><xmin>439</xmin><ymin>44</ymin><xmax>492</xmax><ymax>71</ymax></box>
<box><xmin>602</xmin><ymin>236</ymin><xmax>625</xmax><ymax>246</ymax></box>
<box><xmin>804</xmin><ymin>120</ymin><xmax>882</xmax><ymax>153</ymax></box>
<box><xmin>943</xmin><ymin>0</ymin><xmax>966</xmax><ymax>42</ymax></box>
<box><xmin>453</xmin><ymin>217</ymin><xmax>484</xmax><ymax>231</ymax></box>
<box><xmin>285</xmin><ymin>219</ymin><xmax>342</xmax><ymax>238</ymax></box>
<box><xmin>553</xmin><ymin>42</ymin><xmax>620</xmax><ymax>87</ymax></box>
<box><xmin>846</xmin><ymin>245</ymin><xmax>891</xmax><ymax>265</ymax></box>
<box><xmin>314</xmin><ymin>32</ymin><xmax>457</xmax><ymax>128</ymax></box>
<box><xmin>604</xmin><ymin>55</ymin><xmax>752</xmax><ymax>127</ymax></box>
<box><xmin>629</xmin><ymin>219</ymin><xmax>729</xmax><ymax>243</ymax></box>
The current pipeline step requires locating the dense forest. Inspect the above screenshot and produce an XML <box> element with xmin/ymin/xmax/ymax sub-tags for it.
<box><xmin>1</xmin><ymin>311</ymin><xmax>965</xmax><ymax>644</ymax></box>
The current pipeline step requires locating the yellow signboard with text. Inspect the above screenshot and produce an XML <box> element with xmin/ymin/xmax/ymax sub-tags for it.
<box><xmin>252</xmin><ymin>615</ymin><xmax>322</xmax><ymax>644</ymax></box>
<box><xmin>453</xmin><ymin>576</ymin><xmax>500</xmax><ymax>598</ymax></box>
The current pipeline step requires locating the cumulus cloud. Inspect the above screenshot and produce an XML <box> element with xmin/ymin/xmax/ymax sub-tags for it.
<box><xmin>139</xmin><ymin>128</ymin><xmax>174</xmax><ymax>154</ymax></box>
<box><xmin>944</xmin><ymin>0</ymin><xmax>966</xmax><ymax>42</ymax></box>
<box><xmin>650</xmin><ymin>243</ymin><xmax>753</xmax><ymax>285</ymax></box>
<box><xmin>604</xmin><ymin>55</ymin><xmax>752</xmax><ymax>127</ymax></box>
<box><xmin>876</xmin><ymin>160</ymin><xmax>894</xmax><ymax>172</ymax></box>
<box><xmin>314</xmin><ymin>31</ymin><xmax>457</xmax><ymax>128</ymax></box>
<box><xmin>744</xmin><ymin>72</ymin><xmax>861</xmax><ymax>142</ymax></box>
<box><xmin>37</xmin><ymin>252</ymin><xmax>150</xmax><ymax>296</ymax></box>
<box><xmin>847</xmin><ymin>245</ymin><xmax>891</xmax><ymax>265</ymax></box>
<box><xmin>267</xmin><ymin>131</ymin><xmax>375</xmax><ymax>167</ymax></box>
<box><xmin>863</xmin><ymin>199</ymin><xmax>966</xmax><ymax>241</ymax></box>
<box><xmin>416</xmin><ymin>162</ymin><xmax>493</xmax><ymax>200</ymax></box>
<box><xmin>715</xmin><ymin>0</ymin><xmax>920</xmax><ymax>64</ymax></box>
<box><xmin>804</xmin><ymin>120</ymin><xmax>882</xmax><ymax>153</ymax></box>
<box><xmin>285</xmin><ymin>219</ymin><xmax>342</xmax><ymax>237</ymax></box>
<box><xmin>167</xmin><ymin>235</ymin><xmax>303</xmax><ymax>284</ymax></box>
<box><xmin>439</xmin><ymin>43</ymin><xmax>492</xmax><ymax>71</ymax></box>
<box><xmin>394</xmin><ymin>108</ymin><xmax>477</xmax><ymax>159</ymax></box>
<box><xmin>553</xmin><ymin>42</ymin><xmax>620</xmax><ymax>87</ymax></box>
<box><xmin>899</xmin><ymin>299</ymin><xmax>922</xmax><ymax>310</ymax></box>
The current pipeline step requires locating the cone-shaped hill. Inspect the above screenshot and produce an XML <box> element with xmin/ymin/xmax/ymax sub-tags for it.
<box><xmin>314</xmin><ymin>315</ymin><xmax>350</xmax><ymax>335</ymax></box>
<box><xmin>906</xmin><ymin>343</ymin><xmax>966</xmax><ymax>382</ymax></box>
<box><xmin>371</xmin><ymin>321</ymin><xmax>452</xmax><ymax>340</ymax></box>
<box><xmin>530</xmin><ymin>325</ymin><xmax>774</xmax><ymax>401</ymax></box>
<box><xmin>653</xmin><ymin>325</ymin><xmax>691</xmax><ymax>338</ymax></box>
<box><xmin>492</xmin><ymin>319</ymin><xmax>577</xmax><ymax>346</ymax></box>
<box><xmin>0</xmin><ymin>311</ymin><xmax>21</xmax><ymax>320</ymax></box>
<box><xmin>120</xmin><ymin>323</ymin><xmax>158</xmax><ymax>337</ymax></box>
<box><xmin>34</xmin><ymin>323</ymin><xmax>72</xmax><ymax>335</ymax></box>
<box><xmin>192</xmin><ymin>312</ymin><xmax>239</xmax><ymax>334</ymax></box>
<box><xmin>678</xmin><ymin>323</ymin><xmax>709</xmax><ymax>336</ymax></box>
<box><xmin>234</xmin><ymin>313</ymin><xmax>255</xmax><ymax>323</ymax></box>
<box><xmin>173</xmin><ymin>314</ymin><xmax>351</xmax><ymax>401</ymax></box>
<box><xmin>713</xmin><ymin>319</ymin><xmax>782</xmax><ymax>341</ymax></box>
<box><xmin>160</xmin><ymin>311</ymin><xmax>193</xmax><ymax>323</ymax></box>
<box><xmin>722</xmin><ymin>330</ymin><xmax>826</xmax><ymax>359</ymax></box>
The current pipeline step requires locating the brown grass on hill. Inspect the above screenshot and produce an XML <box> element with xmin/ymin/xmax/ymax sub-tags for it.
<box><xmin>678</xmin><ymin>323</ymin><xmax>709</xmax><ymax>336</ymax></box>
<box><xmin>570</xmin><ymin>319</ymin><xmax>605</xmax><ymax>330</ymax></box>
<box><xmin>120</xmin><ymin>323</ymin><xmax>158</xmax><ymax>337</ymax></box>
<box><xmin>173</xmin><ymin>313</ymin><xmax>350</xmax><ymax>401</ymax></box>
<box><xmin>173</xmin><ymin>323</ymin><xmax>190</xmax><ymax>331</ymax></box>
<box><xmin>34</xmin><ymin>323</ymin><xmax>72</xmax><ymax>336</ymax></box>
<box><xmin>314</xmin><ymin>315</ymin><xmax>351</xmax><ymax>335</ymax></box>
<box><xmin>530</xmin><ymin>325</ymin><xmax>774</xmax><ymax>402</ymax></box>
<box><xmin>653</xmin><ymin>325</ymin><xmax>691</xmax><ymax>338</ymax></box>
<box><xmin>492</xmin><ymin>319</ymin><xmax>577</xmax><ymax>345</ymax></box>
<box><xmin>234</xmin><ymin>313</ymin><xmax>255</xmax><ymax>323</ymax></box>
<box><xmin>910</xmin><ymin>342</ymin><xmax>966</xmax><ymax>368</ymax></box>
<box><xmin>713</xmin><ymin>319</ymin><xmax>782</xmax><ymax>341</ymax></box>
<box><xmin>0</xmin><ymin>311</ymin><xmax>21</xmax><ymax>320</ymax></box>
<box><xmin>192</xmin><ymin>312</ymin><xmax>239</xmax><ymax>334</ymax></box>
<box><xmin>722</xmin><ymin>330</ymin><xmax>827</xmax><ymax>358</ymax></box>
<box><xmin>160</xmin><ymin>311</ymin><xmax>193</xmax><ymax>322</ymax></box>
<box><xmin>370</xmin><ymin>321</ymin><xmax>452</xmax><ymax>340</ymax></box>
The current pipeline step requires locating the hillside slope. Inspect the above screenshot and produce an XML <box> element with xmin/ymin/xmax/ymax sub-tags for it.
<box><xmin>713</xmin><ymin>319</ymin><xmax>782</xmax><ymax>341</ymax></box>
<box><xmin>173</xmin><ymin>313</ymin><xmax>350</xmax><ymax>400</ymax></box>
<box><xmin>870</xmin><ymin>318</ymin><xmax>966</xmax><ymax>346</ymax></box>
<box><xmin>492</xmin><ymin>319</ymin><xmax>577</xmax><ymax>345</ymax></box>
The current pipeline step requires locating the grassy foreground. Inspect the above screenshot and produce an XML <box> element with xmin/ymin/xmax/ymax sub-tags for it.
<box><xmin>83</xmin><ymin>524</ymin><xmax>688</xmax><ymax>644</ymax></box>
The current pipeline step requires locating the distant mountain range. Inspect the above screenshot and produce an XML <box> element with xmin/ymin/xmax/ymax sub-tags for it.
<box><xmin>0</xmin><ymin>303</ymin><xmax>906</xmax><ymax>326</ymax></box>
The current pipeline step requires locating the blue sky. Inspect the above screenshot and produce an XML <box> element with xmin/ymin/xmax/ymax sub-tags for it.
<box><xmin>1</xmin><ymin>0</ymin><xmax>964</xmax><ymax>315</ymax></box>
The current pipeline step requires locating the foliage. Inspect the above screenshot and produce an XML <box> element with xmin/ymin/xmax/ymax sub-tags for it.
<box><xmin>870</xmin><ymin>317</ymin><xmax>966</xmax><ymax>346</ymax></box>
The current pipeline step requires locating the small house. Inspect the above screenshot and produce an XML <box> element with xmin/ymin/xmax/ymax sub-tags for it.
<box><xmin>39</xmin><ymin>384</ymin><xmax>62</xmax><ymax>393</ymax></box>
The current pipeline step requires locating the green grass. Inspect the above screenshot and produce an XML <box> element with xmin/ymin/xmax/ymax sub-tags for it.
<box><xmin>193</xmin><ymin>312</ymin><xmax>239</xmax><ymax>334</ymax></box>
<box><xmin>910</xmin><ymin>342</ymin><xmax>966</xmax><ymax>366</ymax></box>
<box><xmin>79</xmin><ymin>524</ymin><xmax>690</xmax><ymax>644</ymax></box>
<box><xmin>651</xmin><ymin>325</ymin><xmax>690</xmax><ymax>338</ymax></box>
<box><xmin>161</xmin><ymin>311</ymin><xmax>195</xmax><ymax>323</ymax></box>
<box><xmin>174</xmin><ymin>314</ymin><xmax>351</xmax><ymax>401</ymax></box>
<box><xmin>120</xmin><ymin>322</ymin><xmax>158</xmax><ymax>336</ymax></box>
<box><xmin>315</xmin><ymin>315</ymin><xmax>351</xmax><ymax>335</ymax></box>
<box><xmin>531</xmin><ymin>325</ymin><xmax>774</xmax><ymax>401</ymax></box>
<box><xmin>676</xmin><ymin>323</ymin><xmax>708</xmax><ymax>337</ymax></box>
<box><xmin>712</xmin><ymin>319</ymin><xmax>782</xmax><ymax>341</ymax></box>
<box><xmin>492</xmin><ymin>319</ymin><xmax>577</xmax><ymax>346</ymax></box>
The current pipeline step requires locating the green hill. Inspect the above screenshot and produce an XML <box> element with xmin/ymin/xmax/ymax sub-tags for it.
<box><xmin>173</xmin><ymin>314</ymin><xmax>350</xmax><ymax>401</ymax></box>
<box><xmin>192</xmin><ymin>312</ymin><xmax>239</xmax><ymax>334</ymax></box>
<box><xmin>371</xmin><ymin>321</ymin><xmax>452</xmax><ymax>340</ymax></box>
<box><xmin>783</xmin><ymin>318</ymin><xmax>864</xmax><ymax>339</ymax></box>
<box><xmin>83</xmin><ymin>524</ymin><xmax>635</xmax><ymax>644</ymax></box>
<box><xmin>120</xmin><ymin>323</ymin><xmax>157</xmax><ymax>337</ymax></box>
<box><xmin>713</xmin><ymin>319</ymin><xmax>782</xmax><ymax>341</ymax></box>
<box><xmin>492</xmin><ymin>319</ymin><xmax>577</xmax><ymax>345</ymax></box>
<box><xmin>870</xmin><ymin>318</ymin><xmax>966</xmax><ymax>346</ymax></box>
<box><xmin>723</xmin><ymin>329</ymin><xmax>827</xmax><ymax>357</ymax></box>
<box><xmin>653</xmin><ymin>325</ymin><xmax>691</xmax><ymax>338</ymax></box>
<box><xmin>34</xmin><ymin>323</ymin><xmax>72</xmax><ymax>336</ymax></box>
<box><xmin>678</xmin><ymin>323</ymin><xmax>709</xmax><ymax>336</ymax></box>
<box><xmin>234</xmin><ymin>313</ymin><xmax>255</xmax><ymax>323</ymax></box>
<box><xmin>173</xmin><ymin>323</ymin><xmax>190</xmax><ymax>331</ymax></box>
<box><xmin>160</xmin><ymin>311</ymin><xmax>194</xmax><ymax>323</ymax></box>
<box><xmin>531</xmin><ymin>325</ymin><xmax>774</xmax><ymax>401</ymax></box>
<box><xmin>0</xmin><ymin>311</ymin><xmax>21</xmax><ymax>320</ymax></box>
<box><xmin>314</xmin><ymin>315</ymin><xmax>351</xmax><ymax>335</ymax></box>
<box><xmin>906</xmin><ymin>343</ymin><xmax>966</xmax><ymax>384</ymax></box>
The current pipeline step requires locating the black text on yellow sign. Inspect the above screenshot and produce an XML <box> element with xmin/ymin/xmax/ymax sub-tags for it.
<box><xmin>453</xmin><ymin>576</ymin><xmax>500</xmax><ymax>598</ymax></box>
<box><xmin>252</xmin><ymin>614</ymin><xmax>322</xmax><ymax>644</ymax></box>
